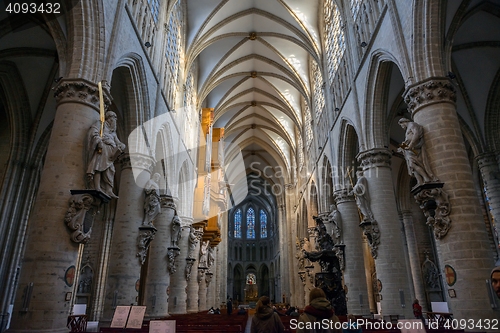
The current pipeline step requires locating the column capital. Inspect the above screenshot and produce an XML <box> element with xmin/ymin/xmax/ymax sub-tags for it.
<box><xmin>118</xmin><ymin>153</ymin><xmax>155</xmax><ymax>172</ymax></box>
<box><xmin>53</xmin><ymin>78</ymin><xmax>112</xmax><ymax>111</ymax></box>
<box><xmin>403</xmin><ymin>77</ymin><xmax>456</xmax><ymax>116</ymax></box>
<box><xmin>160</xmin><ymin>195</ymin><xmax>177</xmax><ymax>211</ymax></box>
<box><xmin>476</xmin><ymin>151</ymin><xmax>499</xmax><ymax>169</ymax></box>
<box><xmin>334</xmin><ymin>188</ymin><xmax>355</xmax><ymax>204</ymax></box>
<box><xmin>357</xmin><ymin>148</ymin><xmax>392</xmax><ymax>170</ymax></box>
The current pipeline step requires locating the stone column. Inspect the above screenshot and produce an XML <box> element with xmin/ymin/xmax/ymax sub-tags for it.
<box><xmin>198</xmin><ymin>268</ymin><xmax>208</xmax><ymax>311</ymax></box>
<box><xmin>168</xmin><ymin>216</ymin><xmax>193</xmax><ymax>314</ymax></box>
<box><xmin>186</xmin><ymin>225</ymin><xmax>202</xmax><ymax>313</ymax></box>
<box><xmin>477</xmin><ymin>152</ymin><xmax>500</xmax><ymax>262</ymax></box>
<box><xmin>8</xmin><ymin>80</ymin><xmax>106</xmax><ymax>332</ymax></box>
<box><xmin>206</xmin><ymin>246</ymin><xmax>217</xmax><ymax>309</ymax></box>
<box><xmin>102</xmin><ymin>153</ymin><xmax>154</xmax><ymax>320</ymax></box>
<box><xmin>357</xmin><ymin>148</ymin><xmax>413</xmax><ymax>318</ymax></box>
<box><xmin>143</xmin><ymin>196</ymin><xmax>177</xmax><ymax>318</ymax></box>
<box><xmin>334</xmin><ymin>189</ymin><xmax>370</xmax><ymax>315</ymax></box>
<box><xmin>404</xmin><ymin>78</ymin><xmax>496</xmax><ymax>320</ymax></box>
<box><xmin>401</xmin><ymin>210</ymin><xmax>428</xmax><ymax>312</ymax></box>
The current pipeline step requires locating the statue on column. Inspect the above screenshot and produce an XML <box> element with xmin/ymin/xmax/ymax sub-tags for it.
<box><xmin>327</xmin><ymin>204</ymin><xmax>342</xmax><ymax>244</ymax></box>
<box><xmin>85</xmin><ymin>110</ymin><xmax>126</xmax><ymax>198</ymax></box>
<box><xmin>351</xmin><ymin>170</ymin><xmax>380</xmax><ymax>258</ymax></box>
<box><xmin>295</xmin><ymin>238</ymin><xmax>305</xmax><ymax>270</ymax></box>
<box><xmin>397</xmin><ymin>118</ymin><xmax>438</xmax><ymax>187</ymax></box>
<box><xmin>142</xmin><ymin>173</ymin><xmax>161</xmax><ymax>226</ymax></box>
<box><xmin>187</xmin><ymin>225</ymin><xmax>201</xmax><ymax>258</ymax></box>
<box><xmin>207</xmin><ymin>246</ymin><xmax>215</xmax><ymax>267</ymax></box>
<box><xmin>171</xmin><ymin>214</ymin><xmax>182</xmax><ymax>247</ymax></box>
<box><xmin>199</xmin><ymin>240</ymin><xmax>210</xmax><ymax>268</ymax></box>
<box><xmin>351</xmin><ymin>170</ymin><xmax>374</xmax><ymax>222</ymax></box>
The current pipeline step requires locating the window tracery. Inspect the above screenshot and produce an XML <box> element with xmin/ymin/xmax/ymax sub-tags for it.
<box><xmin>234</xmin><ymin>209</ymin><xmax>242</xmax><ymax>238</ymax></box>
<box><xmin>303</xmin><ymin>100</ymin><xmax>313</xmax><ymax>148</ymax></box>
<box><xmin>247</xmin><ymin>208</ymin><xmax>255</xmax><ymax>239</ymax></box>
<box><xmin>312</xmin><ymin>61</ymin><xmax>325</xmax><ymax>119</ymax></box>
<box><xmin>260</xmin><ymin>210</ymin><xmax>267</xmax><ymax>238</ymax></box>
<box><xmin>324</xmin><ymin>0</ymin><xmax>346</xmax><ymax>85</ymax></box>
<box><xmin>165</xmin><ymin>0</ymin><xmax>183</xmax><ymax>106</ymax></box>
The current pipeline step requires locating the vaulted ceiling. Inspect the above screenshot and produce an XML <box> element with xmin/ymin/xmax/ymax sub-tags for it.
<box><xmin>185</xmin><ymin>0</ymin><xmax>321</xmax><ymax>188</ymax></box>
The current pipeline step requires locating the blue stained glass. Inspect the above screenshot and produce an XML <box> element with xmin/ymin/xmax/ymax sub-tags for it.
<box><xmin>234</xmin><ymin>209</ymin><xmax>242</xmax><ymax>238</ymax></box>
<box><xmin>260</xmin><ymin>210</ymin><xmax>267</xmax><ymax>238</ymax></box>
<box><xmin>247</xmin><ymin>208</ymin><xmax>255</xmax><ymax>239</ymax></box>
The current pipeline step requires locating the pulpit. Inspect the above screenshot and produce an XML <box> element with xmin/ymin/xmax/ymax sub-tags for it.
<box><xmin>67</xmin><ymin>314</ymin><xmax>88</xmax><ymax>332</ymax></box>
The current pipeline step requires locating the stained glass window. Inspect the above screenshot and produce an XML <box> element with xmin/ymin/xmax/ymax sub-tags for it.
<box><xmin>260</xmin><ymin>210</ymin><xmax>267</xmax><ymax>238</ymax></box>
<box><xmin>247</xmin><ymin>208</ymin><xmax>255</xmax><ymax>239</ymax></box>
<box><xmin>324</xmin><ymin>0</ymin><xmax>346</xmax><ymax>85</ymax></box>
<box><xmin>234</xmin><ymin>209</ymin><xmax>242</xmax><ymax>238</ymax></box>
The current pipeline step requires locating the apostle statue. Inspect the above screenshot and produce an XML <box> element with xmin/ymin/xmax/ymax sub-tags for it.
<box><xmin>327</xmin><ymin>204</ymin><xmax>342</xmax><ymax>243</ymax></box>
<box><xmin>171</xmin><ymin>214</ymin><xmax>182</xmax><ymax>247</ymax></box>
<box><xmin>397</xmin><ymin>118</ymin><xmax>438</xmax><ymax>187</ymax></box>
<box><xmin>351</xmin><ymin>170</ymin><xmax>375</xmax><ymax>222</ymax></box>
<box><xmin>142</xmin><ymin>173</ymin><xmax>161</xmax><ymax>226</ymax></box>
<box><xmin>199</xmin><ymin>240</ymin><xmax>210</xmax><ymax>267</ymax></box>
<box><xmin>207</xmin><ymin>246</ymin><xmax>215</xmax><ymax>267</ymax></box>
<box><xmin>86</xmin><ymin>110</ymin><xmax>126</xmax><ymax>198</ymax></box>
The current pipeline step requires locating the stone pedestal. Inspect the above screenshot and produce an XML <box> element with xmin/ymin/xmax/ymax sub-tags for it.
<box><xmin>143</xmin><ymin>195</ymin><xmax>177</xmax><ymax>318</ymax></box>
<box><xmin>8</xmin><ymin>80</ymin><xmax>105</xmax><ymax>332</ymax></box>
<box><xmin>405</xmin><ymin>78</ymin><xmax>496</xmax><ymax>320</ymax></box>
<box><xmin>334</xmin><ymin>189</ymin><xmax>370</xmax><ymax>315</ymax></box>
<box><xmin>357</xmin><ymin>148</ymin><xmax>413</xmax><ymax>318</ymax></box>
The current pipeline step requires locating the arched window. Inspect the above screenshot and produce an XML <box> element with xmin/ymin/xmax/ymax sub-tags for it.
<box><xmin>324</xmin><ymin>0</ymin><xmax>346</xmax><ymax>85</ymax></box>
<box><xmin>247</xmin><ymin>208</ymin><xmax>255</xmax><ymax>239</ymax></box>
<box><xmin>312</xmin><ymin>61</ymin><xmax>325</xmax><ymax>119</ymax></box>
<box><xmin>165</xmin><ymin>0</ymin><xmax>183</xmax><ymax>105</ymax></box>
<box><xmin>234</xmin><ymin>209</ymin><xmax>242</xmax><ymax>238</ymax></box>
<box><xmin>260</xmin><ymin>210</ymin><xmax>268</xmax><ymax>238</ymax></box>
<box><xmin>303</xmin><ymin>100</ymin><xmax>313</xmax><ymax>148</ymax></box>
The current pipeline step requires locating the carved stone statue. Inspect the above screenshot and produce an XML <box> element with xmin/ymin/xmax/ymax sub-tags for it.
<box><xmin>397</xmin><ymin>118</ymin><xmax>438</xmax><ymax>187</ymax></box>
<box><xmin>171</xmin><ymin>214</ymin><xmax>182</xmax><ymax>247</ymax></box>
<box><xmin>199</xmin><ymin>240</ymin><xmax>210</xmax><ymax>268</ymax></box>
<box><xmin>137</xmin><ymin>229</ymin><xmax>155</xmax><ymax>265</ymax></box>
<box><xmin>187</xmin><ymin>225</ymin><xmax>201</xmax><ymax>258</ymax></box>
<box><xmin>207</xmin><ymin>246</ymin><xmax>215</xmax><ymax>267</ymax></box>
<box><xmin>143</xmin><ymin>173</ymin><xmax>161</xmax><ymax>226</ymax></box>
<box><xmin>351</xmin><ymin>170</ymin><xmax>374</xmax><ymax>222</ymax></box>
<box><xmin>327</xmin><ymin>204</ymin><xmax>342</xmax><ymax>243</ymax></box>
<box><xmin>295</xmin><ymin>238</ymin><xmax>305</xmax><ymax>270</ymax></box>
<box><xmin>85</xmin><ymin>111</ymin><xmax>126</xmax><ymax>198</ymax></box>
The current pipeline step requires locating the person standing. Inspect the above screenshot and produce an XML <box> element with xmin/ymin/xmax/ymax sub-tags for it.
<box><xmin>251</xmin><ymin>296</ymin><xmax>285</xmax><ymax>333</ymax></box>
<box><xmin>413</xmin><ymin>299</ymin><xmax>423</xmax><ymax>319</ymax></box>
<box><xmin>297</xmin><ymin>288</ymin><xmax>341</xmax><ymax>333</ymax></box>
<box><xmin>491</xmin><ymin>266</ymin><xmax>500</xmax><ymax>299</ymax></box>
<box><xmin>227</xmin><ymin>297</ymin><xmax>233</xmax><ymax>315</ymax></box>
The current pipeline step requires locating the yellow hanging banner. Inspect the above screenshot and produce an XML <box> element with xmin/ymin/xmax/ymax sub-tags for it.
<box><xmin>98</xmin><ymin>81</ymin><xmax>105</xmax><ymax>137</ymax></box>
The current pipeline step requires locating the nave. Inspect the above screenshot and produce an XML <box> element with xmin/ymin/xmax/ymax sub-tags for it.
<box><xmin>0</xmin><ymin>1</ymin><xmax>500</xmax><ymax>332</ymax></box>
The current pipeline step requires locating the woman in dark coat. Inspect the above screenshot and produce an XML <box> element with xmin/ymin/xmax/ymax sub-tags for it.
<box><xmin>251</xmin><ymin>296</ymin><xmax>285</xmax><ymax>333</ymax></box>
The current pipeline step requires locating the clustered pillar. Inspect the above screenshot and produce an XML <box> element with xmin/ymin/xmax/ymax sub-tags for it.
<box><xmin>334</xmin><ymin>189</ymin><xmax>370</xmax><ymax>315</ymax></box>
<box><xmin>404</xmin><ymin>77</ymin><xmax>496</xmax><ymax>320</ymax></box>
